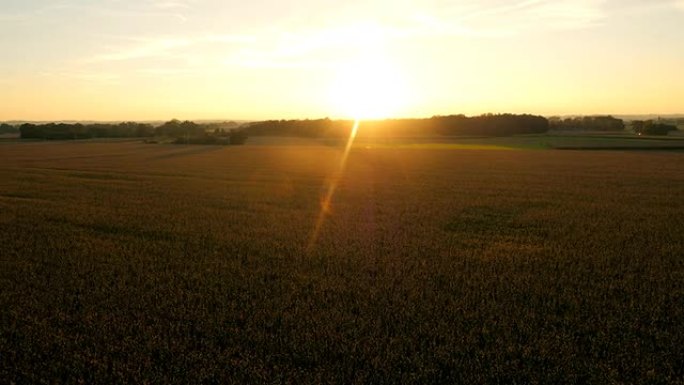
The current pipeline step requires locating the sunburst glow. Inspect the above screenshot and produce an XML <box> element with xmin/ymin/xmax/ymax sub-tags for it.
<box><xmin>328</xmin><ymin>57</ymin><xmax>411</xmax><ymax>120</ymax></box>
<box><xmin>307</xmin><ymin>119</ymin><xmax>360</xmax><ymax>251</ymax></box>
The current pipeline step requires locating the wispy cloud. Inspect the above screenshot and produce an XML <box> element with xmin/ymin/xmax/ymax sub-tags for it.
<box><xmin>16</xmin><ymin>0</ymin><xmax>615</xmax><ymax>78</ymax></box>
<box><xmin>674</xmin><ymin>0</ymin><xmax>684</xmax><ymax>11</ymax></box>
<box><xmin>89</xmin><ymin>38</ymin><xmax>193</xmax><ymax>62</ymax></box>
<box><xmin>0</xmin><ymin>2</ymin><xmax>75</xmax><ymax>22</ymax></box>
<box><xmin>413</xmin><ymin>0</ymin><xmax>608</xmax><ymax>36</ymax></box>
<box><xmin>39</xmin><ymin>70</ymin><xmax>122</xmax><ymax>86</ymax></box>
<box><xmin>0</xmin><ymin>13</ymin><xmax>21</xmax><ymax>22</ymax></box>
<box><xmin>521</xmin><ymin>0</ymin><xmax>607</xmax><ymax>29</ymax></box>
<box><xmin>148</xmin><ymin>1</ymin><xmax>192</xmax><ymax>10</ymax></box>
<box><xmin>145</xmin><ymin>0</ymin><xmax>193</xmax><ymax>22</ymax></box>
<box><xmin>75</xmin><ymin>32</ymin><xmax>258</xmax><ymax>81</ymax></box>
<box><xmin>0</xmin><ymin>1</ymin><xmax>193</xmax><ymax>25</ymax></box>
<box><xmin>136</xmin><ymin>67</ymin><xmax>199</xmax><ymax>76</ymax></box>
<box><xmin>87</xmin><ymin>34</ymin><xmax>255</xmax><ymax>63</ymax></box>
<box><xmin>227</xmin><ymin>22</ymin><xmax>398</xmax><ymax>70</ymax></box>
<box><xmin>226</xmin><ymin>0</ymin><xmax>609</xmax><ymax>69</ymax></box>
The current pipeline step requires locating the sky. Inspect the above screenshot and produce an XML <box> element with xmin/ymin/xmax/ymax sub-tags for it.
<box><xmin>1</xmin><ymin>0</ymin><xmax>683</xmax><ymax>121</ymax></box>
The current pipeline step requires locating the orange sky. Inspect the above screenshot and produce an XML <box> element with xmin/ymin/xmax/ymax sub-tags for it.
<box><xmin>1</xmin><ymin>0</ymin><xmax>683</xmax><ymax>121</ymax></box>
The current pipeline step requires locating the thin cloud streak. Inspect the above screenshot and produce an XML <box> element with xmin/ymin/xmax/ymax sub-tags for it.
<box><xmin>416</xmin><ymin>0</ymin><xmax>607</xmax><ymax>35</ymax></box>
<box><xmin>149</xmin><ymin>1</ymin><xmax>192</xmax><ymax>10</ymax></box>
<box><xmin>90</xmin><ymin>38</ymin><xmax>193</xmax><ymax>62</ymax></box>
<box><xmin>136</xmin><ymin>67</ymin><xmax>201</xmax><ymax>76</ymax></box>
<box><xmin>87</xmin><ymin>34</ymin><xmax>255</xmax><ymax>63</ymax></box>
<box><xmin>0</xmin><ymin>2</ymin><xmax>77</xmax><ymax>22</ymax></box>
<box><xmin>39</xmin><ymin>70</ymin><xmax>122</xmax><ymax>86</ymax></box>
<box><xmin>228</xmin><ymin>0</ymin><xmax>608</xmax><ymax>69</ymax></box>
<box><xmin>21</xmin><ymin>0</ymin><xmax>614</xmax><ymax>73</ymax></box>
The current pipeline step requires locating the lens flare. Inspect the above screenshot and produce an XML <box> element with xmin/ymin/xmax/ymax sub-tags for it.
<box><xmin>307</xmin><ymin>119</ymin><xmax>360</xmax><ymax>251</ymax></box>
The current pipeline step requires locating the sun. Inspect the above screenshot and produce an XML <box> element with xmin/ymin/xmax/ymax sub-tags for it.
<box><xmin>327</xmin><ymin>56</ymin><xmax>411</xmax><ymax>120</ymax></box>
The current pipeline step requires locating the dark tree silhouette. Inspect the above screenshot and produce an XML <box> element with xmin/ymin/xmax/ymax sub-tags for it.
<box><xmin>0</xmin><ymin>123</ymin><xmax>18</xmax><ymax>134</ymax></box>
<box><xmin>243</xmin><ymin>114</ymin><xmax>549</xmax><ymax>138</ymax></box>
<box><xmin>549</xmin><ymin>116</ymin><xmax>625</xmax><ymax>131</ymax></box>
<box><xmin>632</xmin><ymin>120</ymin><xmax>677</xmax><ymax>136</ymax></box>
<box><xmin>19</xmin><ymin>122</ymin><xmax>154</xmax><ymax>140</ymax></box>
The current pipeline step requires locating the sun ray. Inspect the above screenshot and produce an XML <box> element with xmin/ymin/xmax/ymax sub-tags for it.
<box><xmin>307</xmin><ymin>119</ymin><xmax>360</xmax><ymax>251</ymax></box>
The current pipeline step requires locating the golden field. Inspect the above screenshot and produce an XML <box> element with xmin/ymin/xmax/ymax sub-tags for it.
<box><xmin>1</xmin><ymin>139</ymin><xmax>683</xmax><ymax>383</ymax></box>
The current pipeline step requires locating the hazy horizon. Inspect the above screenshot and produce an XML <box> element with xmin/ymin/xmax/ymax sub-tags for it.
<box><xmin>3</xmin><ymin>113</ymin><xmax>684</xmax><ymax>126</ymax></box>
<box><xmin>2</xmin><ymin>0</ymin><xmax>683</xmax><ymax>121</ymax></box>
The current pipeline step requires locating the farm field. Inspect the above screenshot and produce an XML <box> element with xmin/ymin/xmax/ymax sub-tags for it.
<box><xmin>1</xmin><ymin>138</ymin><xmax>683</xmax><ymax>383</ymax></box>
<box><xmin>245</xmin><ymin>133</ymin><xmax>684</xmax><ymax>151</ymax></box>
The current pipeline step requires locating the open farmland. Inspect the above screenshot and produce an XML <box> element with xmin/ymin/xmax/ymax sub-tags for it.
<box><xmin>1</xmin><ymin>139</ymin><xmax>683</xmax><ymax>383</ymax></box>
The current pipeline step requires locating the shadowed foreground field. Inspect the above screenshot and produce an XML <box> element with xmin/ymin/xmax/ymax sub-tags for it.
<box><xmin>1</xmin><ymin>139</ymin><xmax>683</xmax><ymax>383</ymax></box>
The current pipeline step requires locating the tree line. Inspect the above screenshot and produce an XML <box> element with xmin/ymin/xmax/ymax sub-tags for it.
<box><xmin>243</xmin><ymin>114</ymin><xmax>550</xmax><ymax>138</ymax></box>
<box><xmin>0</xmin><ymin>123</ymin><xmax>19</xmax><ymax>134</ymax></box>
<box><xmin>548</xmin><ymin>116</ymin><xmax>625</xmax><ymax>131</ymax></box>
<box><xmin>15</xmin><ymin>120</ymin><xmax>245</xmax><ymax>143</ymax></box>
<box><xmin>632</xmin><ymin>120</ymin><xmax>678</xmax><ymax>136</ymax></box>
<box><xmin>19</xmin><ymin>122</ymin><xmax>155</xmax><ymax>140</ymax></box>
<box><xmin>11</xmin><ymin>114</ymin><xmax>678</xmax><ymax>141</ymax></box>
<box><xmin>152</xmin><ymin>119</ymin><xmax>247</xmax><ymax>144</ymax></box>
<box><xmin>12</xmin><ymin>114</ymin><xmax>550</xmax><ymax>141</ymax></box>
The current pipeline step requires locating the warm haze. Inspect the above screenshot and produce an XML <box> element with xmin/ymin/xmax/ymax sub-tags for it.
<box><xmin>1</xmin><ymin>0</ymin><xmax>683</xmax><ymax>121</ymax></box>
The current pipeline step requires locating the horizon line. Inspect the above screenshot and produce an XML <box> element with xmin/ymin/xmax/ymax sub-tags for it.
<box><xmin>3</xmin><ymin>112</ymin><xmax>684</xmax><ymax>125</ymax></box>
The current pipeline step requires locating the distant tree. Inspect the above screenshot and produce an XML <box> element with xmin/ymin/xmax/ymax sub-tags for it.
<box><xmin>18</xmin><ymin>121</ymin><xmax>154</xmax><ymax>140</ymax></box>
<box><xmin>550</xmin><ymin>116</ymin><xmax>624</xmax><ymax>131</ymax></box>
<box><xmin>180</xmin><ymin>120</ymin><xmax>205</xmax><ymax>137</ymax></box>
<box><xmin>71</xmin><ymin>123</ymin><xmax>90</xmax><ymax>139</ymax></box>
<box><xmin>114</xmin><ymin>122</ymin><xmax>135</xmax><ymax>137</ymax></box>
<box><xmin>633</xmin><ymin>120</ymin><xmax>677</xmax><ymax>136</ymax></box>
<box><xmin>229</xmin><ymin>129</ymin><xmax>248</xmax><ymax>145</ymax></box>
<box><xmin>242</xmin><ymin>114</ymin><xmax>549</xmax><ymax>138</ymax></box>
<box><xmin>134</xmin><ymin>123</ymin><xmax>154</xmax><ymax>137</ymax></box>
<box><xmin>0</xmin><ymin>123</ymin><xmax>18</xmax><ymax>134</ymax></box>
<box><xmin>632</xmin><ymin>120</ymin><xmax>646</xmax><ymax>133</ymax></box>
<box><xmin>19</xmin><ymin>123</ymin><xmax>39</xmax><ymax>139</ymax></box>
<box><xmin>155</xmin><ymin>119</ymin><xmax>182</xmax><ymax>136</ymax></box>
